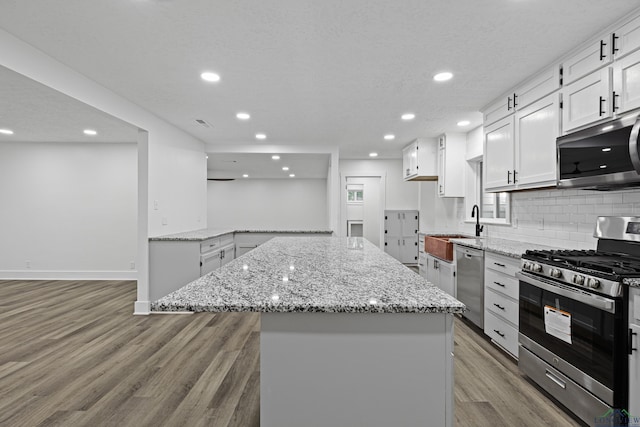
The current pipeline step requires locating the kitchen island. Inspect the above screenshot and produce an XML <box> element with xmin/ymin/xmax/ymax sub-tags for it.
<box><xmin>153</xmin><ymin>236</ymin><xmax>465</xmax><ymax>427</ymax></box>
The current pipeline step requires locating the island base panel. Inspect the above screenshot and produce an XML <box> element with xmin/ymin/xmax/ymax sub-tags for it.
<box><xmin>260</xmin><ymin>312</ymin><xmax>454</xmax><ymax>427</ymax></box>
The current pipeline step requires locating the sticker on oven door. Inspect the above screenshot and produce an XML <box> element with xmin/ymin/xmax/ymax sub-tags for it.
<box><xmin>544</xmin><ymin>305</ymin><xmax>572</xmax><ymax>344</ymax></box>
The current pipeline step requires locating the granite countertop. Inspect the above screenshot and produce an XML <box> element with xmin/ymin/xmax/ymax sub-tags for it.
<box><xmin>153</xmin><ymin>236</ymin><xmax>465</xmax><ymax>314</ymax></box>
<box><xmin>449</xmin><ymin>237</ymin><xmax>556</xmax><ymax>259</ymax></box>
<box><xmin>150</xmin><ymin>228</ymin><xmax>333</xmax><ymax>241</ymax></box>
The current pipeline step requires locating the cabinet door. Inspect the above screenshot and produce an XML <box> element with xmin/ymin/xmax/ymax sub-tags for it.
<box><xmin>612</xmin><ymin>16</ymin><xmax>640</xmax><ymax>60</ymax></box>
<box><xmin>201</xmin><ymin>250</ymin><xmax>222</xmax><ymax>275</ymax></box>
<box><xmin>438</xmin><ymin>261</ymin><xmax>455</xmax><ymax>297</ymax></box>
<box><xmin>384</xmin><ymin>238</ymin><xmax>401</xmax><ymax>261</ymax></box>
<box><xmin>401</xmin><ymin>212</ymin><xmax>418</xmax><ymax>237</ymax></box>
<box><xmin>484</xmin><ymin>115</ymin><xmax>515</xmax><ymax>191</ymax></box>
<box><xmin>384</xmin><ymin>211</ymin><xmax>402</xmax><ymax>236</ymax></box>
<box><xmin>613</xmin><ymin>48</ymin><xmax>640</xmax><ymax>114</ymax></box>
<box><xmin>630</xmin><ymin>323</ymin><xmax>640</xmax><ymax>418</ymax></box>
<box><xmin>515</xmin><ymin>65</ymin><xmax>561</xmax><ymax>110</ymax></box>
<box><xmin>515</xmin><ymin>93</ymin><xmax>560</xmax><ymax>188</ymax></box>
<box><xmin>562</xmin><ymin>67</ymin><xmax>612</xmax><ymax>133</ymax></box>
<box><xmin>483</xmin><ymin>96</ymin><xmax>512</xmax><ymax>126</ymax></box>
<box><xmin>426</xmin><ymin>255</ymin><xmax>438</xmax><ymax>287</ymax></box>
<box><xmin>563</xmin><ymin>38</ymin><xmax>612</xmax><ymax>85</ymax></box>
<box><xmin>401</xmin><ymin>237</ymin><xmax>418</xmax><ymax>264</ymax></box>
<box><xmin>402</xmin><ymin>143</ymin><xmax>418</xmax><ymax>179</ymax></box>
<box><xmin>438</xmin><ymin>147</ymin><xmax>446</xmax><ymax>196</ymax></box>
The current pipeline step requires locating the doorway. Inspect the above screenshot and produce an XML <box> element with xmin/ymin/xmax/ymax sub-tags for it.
<box><xmin>342</xmin><ymin>176</ymin><xmax>383</xmax><ymax>247</ymax></box>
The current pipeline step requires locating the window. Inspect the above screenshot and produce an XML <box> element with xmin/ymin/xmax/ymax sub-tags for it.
<box><xmin>347</xmin><ymin>189</ymin><xmax>363</xmax><ymax>203</ymax></box>
<box><xmin>478</xmin><ymin>162</ymin><xmax>508</xmax><ymax>220</ymax></box>
<box><xmin>466</xmin><ymin>159</ymin><xmax>510</xmax><ymax>224</ymax></box>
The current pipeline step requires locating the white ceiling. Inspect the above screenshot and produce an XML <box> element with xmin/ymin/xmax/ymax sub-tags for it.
<box><xmin>0</xmin><ymin>65</ymin><xmax>138</xmax><ymax>143</ymax></box>
<box><xmin>0</xmin><ymin>1</ymin><xmax>639</xmax><ymax>159</ymax></box>
<box><xmin>208</xmin><ymin>153</ymin><xmax>330</xmax><ymax>179</ymax></box>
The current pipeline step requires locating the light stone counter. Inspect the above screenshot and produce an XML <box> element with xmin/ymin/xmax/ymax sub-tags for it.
<box><xmin>153</xmin><ymin>236</ymin><xmax>464</xmax><ymax>314</ymax></box>
<box><xmin>450</xmin><ymin>237</ymin><xmax>557</xmax><ymax>259</ymax></box>
<box><xmin>149</xmin><ymin>228</ymin><xmax>332</xmax><ymax>241</ymax></box>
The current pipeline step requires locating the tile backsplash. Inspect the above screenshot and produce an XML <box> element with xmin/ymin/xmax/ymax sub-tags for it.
<box><xmin>475</xmin><ymin>188</ymin><xmax>640</xmax><ymax>249</ymax></box>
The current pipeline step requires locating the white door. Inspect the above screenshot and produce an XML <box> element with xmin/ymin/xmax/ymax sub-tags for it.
<box><xmin>346</xmin><ymin>177</ymin><xmax>381</xmax><ymax>247</ymax></box>
<box><xmin>562</xmin><ymin>67</ymin><xmax>613</xmax><ymax>133</ymax></box>
<box><xmin>515</xmin><ymin>93</ymin><xmax>560</xmax><ymax>188</ymax></box>
<box><xmin>613</xmin><ymin>48</ymin><xmax>640</xmax><ymax>114</ymax></box>
<box><xmin>484</xmin><ymin>116</ymin><xmax>515</xmax><ymax>191</ymax></box>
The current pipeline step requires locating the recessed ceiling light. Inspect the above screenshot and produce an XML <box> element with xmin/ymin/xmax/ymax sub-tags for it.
<box><xmin>384</xmin><ymin>134</ymin><xmax>395</xmax><ymax>140</ymax></box>
<box><xmin>83</xmin><ymin>129</ymin><xmax>97</xmax><ymax>136</ymax></box>
<box><xmin>282</xmin><ymin>166</ymin><xmax>289</xmax><ymax>171</ymax></box>
<box><xmin>200</xmin><ymin>72</ymin><xmax>220</xmax><ymax>82</ymax></box>
<box><xmin>433</xmin><ymin>72</ymin><xmax>453</xmax><ymax>82</ymax></box>
<box><xmin>272</xmin><ymin>155</ymin><xmax>280</xmax><ymax>160</ymax></box>
<box><xmin>369</xmin><ymin>152</ymin><xmax>378</xmax><ymax>157</ymax></box>
<box><xmin>205</xmin><ymin>155</ymin><xmax>209</xmax><ymax>159</ymax></box>
<box><xmin>601</xmin><ymin>125</ymin><xmax>614</xmax><ymax>131</ymax></box>
<box><xmin>0</xmin><ymin>128</ymin><xmax>14</xmax><ymax>135</ymax></box>
<box><xmin>401</xmin><ymin>113</ymin><xmax>415</xmax><ymax>121</ymax></box>
<box><xmin>289</xmin><ymin>174</ymin><xmax>295</xmax><ymax>178</ymax></box>
<box><xmin>255</xmin><ymin>133</ymin><xmax>267</xmax><ymax>140</ymax></box>
<box><xmin>242</xmin><ymin>174</ymin><xmax>249</xmax><ymax>178</ymax></box>
<box><xmin>236</xmin><ymin>112</ymin><xmax>250</xmax><ymax>120</ymax></box>
<box><xmin>457</xmin><ymin>120</ymin><xmax>470</xmax><ymax>127</ymax></box>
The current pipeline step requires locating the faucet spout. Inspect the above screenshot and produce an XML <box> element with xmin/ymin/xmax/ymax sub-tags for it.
<box><xmin>471</xmin><ymin>204</ymin><xmax>483</xmax><ymax>237</ymax></box>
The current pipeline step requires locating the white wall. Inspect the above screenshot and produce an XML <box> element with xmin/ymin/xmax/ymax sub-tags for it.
<box><xmin>0</xmin><ymin>141</ymin><xmax>137</xmax><ymax>277</ymax></box>
<box><xmin>0</xmin><ymin>28</ymin><xmax>207</xmax><ymax>312</ymax></box>
<box><xmin>418</xmin><ymin>182</ymin><xmax>460</xmax><ymax>233</ymax></box>
<box><xmin>208</xmin><ymin>179</ymin><xmax>328</xmax><ymax>230</ymax></box>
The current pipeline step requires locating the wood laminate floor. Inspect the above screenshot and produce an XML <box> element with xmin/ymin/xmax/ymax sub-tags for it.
<box><xmin>0</xmin><ymin>280</ymin><xmax>584</xmax><ymax>426</ymax></box>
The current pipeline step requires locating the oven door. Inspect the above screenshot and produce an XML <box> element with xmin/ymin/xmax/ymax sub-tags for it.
<box><xmin>517</xmin><ymin>271</ymin><xmax>626</xmax><ymax>406</ymax></box>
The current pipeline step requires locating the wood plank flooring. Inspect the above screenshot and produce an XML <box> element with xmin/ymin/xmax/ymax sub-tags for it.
<box><xmin>0</xmin><ymin>280</ymin><xmax>585</xmax><ymax>426</ymax></box>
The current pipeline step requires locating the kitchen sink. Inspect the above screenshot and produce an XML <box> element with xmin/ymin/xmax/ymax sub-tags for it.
<box><xmin>424</xmin><ymin>235</ymin><xmax>468</xmax><ymax>261</ymax></box>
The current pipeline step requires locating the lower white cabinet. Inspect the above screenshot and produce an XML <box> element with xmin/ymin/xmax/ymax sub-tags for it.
<box><xmin>384</xmin><ymin>211</ymin><xmax>419</xmax><ymax>264</ymax></box>
<box><xmin>425</xmin><ymin>254</ymin><xmax>455</xmax><ymax>297</ymax></box>
<box><xmin>484</xmin><ymin>252</ymin><xmax>520</xmax><ymax>359</ymax></box>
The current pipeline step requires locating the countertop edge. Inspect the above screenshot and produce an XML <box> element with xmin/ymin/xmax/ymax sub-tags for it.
<box><xmin>150</xmin><ymin>229</ymin><xmax>334</xmax><ymax>242</ymax></box>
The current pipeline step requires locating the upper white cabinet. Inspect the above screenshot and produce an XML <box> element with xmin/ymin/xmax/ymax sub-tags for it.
<box><xmin>613</xmin><ymin>48</ymin><xmax>640</xmax><ymax>113</ymax></box>
<box><xmin>562</xmin><ymin>68</ymin><xmax>613</xmax><ymax>133</ymax></box>
<box><xmin>484</xmin><ymin>93</ymin><xmax>560</xmax><ymax>192</ymax></box>
<box><xmin>483</xmin><ymin>65</ymin><xmax>561</xmax><ymax>126</ymax></box>
<box><xmin>562</xmin><ymin>38</ymin><xmax>613</xmax><ymax>85</ymax></box>
<box><xmin>402</xmin><ymin>138</ymin><xmax>438</xmax><ymax>181</ymax></box>
<box><xmin>437</xmin><ymin>134</ymin><xmax>465</xmax><ymax>197</ymax></box>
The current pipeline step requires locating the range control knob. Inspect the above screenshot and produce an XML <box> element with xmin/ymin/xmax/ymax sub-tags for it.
<box><xmin>523</xmin><ymin>261</ymin><xmax>531</xmax><ymax>271</ymax></box>
<box><xmin>586</xmin><ymin>278</ymin><xmax>600</xmax><ymax>289</ymax></box>
<box><xmin>549</xmin><ymin>268</ymin><xmax>562</xmax><ymax>278</ymax></box>
<box><xmin>532</xmin><ymin>263</ymin><xmax>543</xmax><ymax>273</ymax></box>
<box><xmin>572</xmin><ymin>274</ymin><xmax>585</xmax><ymax>285</ymax></box>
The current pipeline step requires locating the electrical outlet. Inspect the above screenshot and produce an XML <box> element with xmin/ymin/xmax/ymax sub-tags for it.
<box><xmin>130</xmin><ymin>261</ymin><xmax>135</xmax><ymax>270</ymax></box>
<box><xmin>25</xmin><ymin>260</ymin><xmax>31</xmax><ymax>269</ymax></box>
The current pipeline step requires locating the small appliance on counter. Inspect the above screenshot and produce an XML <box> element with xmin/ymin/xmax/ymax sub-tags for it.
<box><xmin>517</xmin><ymin>216</ymin><xmax>640</xmax><ymax>426</ymax></box>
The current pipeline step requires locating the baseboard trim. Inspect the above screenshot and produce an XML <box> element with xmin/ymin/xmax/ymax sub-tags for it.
<box><xmin>134</xmin><ymin>300</ymin><xmax>150</xmax><ymax>315</ymax></box>
<box><xmin>0</xmin><ymin>270</ymin><xmax>138</xmax><ymax>280</ymax></box>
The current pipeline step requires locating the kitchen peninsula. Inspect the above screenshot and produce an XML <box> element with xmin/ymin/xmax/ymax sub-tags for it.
<box><xmin>153</xmin><ymin>236</ymin><xmax>465</xmax><ymax>427</ymax></box>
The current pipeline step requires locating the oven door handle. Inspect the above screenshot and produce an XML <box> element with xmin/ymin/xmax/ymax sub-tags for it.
<box><xmin>516</xmin><ymin>271</ymin><xmax>616</xmax><ymax>313</ymax></box>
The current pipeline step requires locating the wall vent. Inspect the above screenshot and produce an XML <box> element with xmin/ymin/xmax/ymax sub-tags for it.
<box><xmin>195</xmin><ymin>119</ymin><xmax>212</xmax><ymax>128</ymax></box>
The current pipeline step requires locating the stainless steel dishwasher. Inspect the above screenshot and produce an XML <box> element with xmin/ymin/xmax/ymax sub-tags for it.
<box><xmin>455</xmin><ymin>245</ymin><xmax>484</xmax><ymax>329</ymax></box>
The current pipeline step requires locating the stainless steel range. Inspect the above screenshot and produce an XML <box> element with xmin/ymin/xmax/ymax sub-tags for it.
<box><xmin>517</xmin><ymin>216</ymin><xmax>637</xmax><ymax>426</ymax></box>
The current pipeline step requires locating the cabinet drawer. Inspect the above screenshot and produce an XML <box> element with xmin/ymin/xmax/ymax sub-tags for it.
<box><xmin>219</xmin><ymin>233</ymin><xmax>234</xmax><ymax>247</ymax></box>
<box><xmin>485</xmin><ymin>252</ymin><xmax>520</xmax><ymax>277</ymax></box>
<box><xmin>200</xmin><ymin>238</ymin><xmax>220</xmax><ymax>253</ymax></box>
<box><xmin>484</xmin><ymin>310</ymin><xmax>519</xmax><ymax>358</ymax></box>
<box><xmin>485</xmin><ymin>288</ymin><xmax>518</xmax><ymax>326</ymax></box>
<box><xmin>485</xmin><ymin>268</ymin><xmax>519</xmax><ymax>300</ymax></box>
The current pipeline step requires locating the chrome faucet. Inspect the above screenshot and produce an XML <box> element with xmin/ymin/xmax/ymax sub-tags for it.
<box><xmin>471</xmin><ymin>204</ymin><xmax>484</xmax><ymax>237</ymax></box>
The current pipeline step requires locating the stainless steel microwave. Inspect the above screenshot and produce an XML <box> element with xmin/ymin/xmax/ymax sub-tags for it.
<box><xmin>557</xmin><ymin>111</ymin><xmax>640</xmax><ymax>190</ymax></box>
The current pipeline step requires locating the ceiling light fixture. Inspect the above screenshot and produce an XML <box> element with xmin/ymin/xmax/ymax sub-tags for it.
<box><xmin>242</xmin><ymin>174</ymin><xmax>249</xmax><ymax>178</ymax></box>
<box><xmin>289</xmin><ymin>174</ymin><xmax>295</xmax><ymax>178</ymax></box>
<box><xmin>384</xmin><ymin>134</ymin><xmax>395</xmax><ymax>140</ymax></box>
<box><xmin>369</xmin><ymin>152</ymin><xmax>378</xmax><ymax>157</ymax></box>
<box><xmin>401</xmin><ymin>113</ymin><xmax>415</xmax><ymax>121</ymax></box>
<box><xmin>255</xmin><ymin>133</ymin><xmax>266</xmax><ymax>140</ymax></box>
<box><xmin>457</xmin><ymin>120</ymin><xmax>470</xmax><ymax>127</ymax></box>
<box><xmin>433</xmin><ymin>72</ymin><xmax>453</xmax><ymax>82</ymax></box>
<box><xmin>236</xmin><ymin>112</ymin><xmax>250</xmax><ymax>120</ymax></box>
<box><xmin>83</xmin><ymin>129</ymin><xmax>97</xmax><ymax>135</ymax></box>
<box><xmin>0</xmin><ymin>128</ymin><xmax>14</xmax><ymax>135</ymax></box>
<box><xmin>282</xmin><ymin>167</ymin><xmax>289</xmax><ymax>171</ymax></box>
<box><xmin>272</xmin><ymin>155</ymin><xmax>280</xmax><ymax>160</ymax></box>
<box><xmin>200</xmin><ymin>72</ymin><xmax>220</xmax><ymax>82</ymax></box>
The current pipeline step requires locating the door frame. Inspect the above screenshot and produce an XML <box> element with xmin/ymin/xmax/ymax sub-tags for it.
<box><xmin>339</xmin><ymin>174</ymin><xmax>386</xmax><ymax>249</ymax></box>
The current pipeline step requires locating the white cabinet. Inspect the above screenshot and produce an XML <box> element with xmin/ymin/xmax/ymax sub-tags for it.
<box><xmin>437</xmin><ymin>134</ymin><xmax>465</xmax><ymax>197</ymax></box>
<box><xmin>563</xmin><ymin>38</ymin><xmax>612</xmax><ymax>85</ymax></box>
<box><xmin>484</xmin><ymin>93</ymin><xmax>560</xmax><ymax>192</ymax></box>
<box><xmin>484</xmin><ymin>116</ymin><xmax>515</xmax><ymax>191</ymax></box>
<box><xmin>612</xmin><ymin>16</ymin><xmax>640</xmax><ymax>60</ymax></box>
<box><xmin>425</xmin><ymin>254</ymin><xmax>455</xmax><ymax>297</ymax></box>
<box><xmin>562</xmin><ymin>67</ymin><xmax>613</xmax><ymax>133</ymax></box>
<box><xmin>613</xmin><ymin>48</ymin><xmax>640</xmax><ymax>114</ymax></box>
<box><xmin>483</xmin><ymin>65</ymin><xmax>561</xmax><ymax>126</ymax></box>
<box><xmin>483</xmin><ymin>252</ymin><xmax>520</xmax><ymax>358</ymax></box>
<box><xmin>384</xmin><ymin>210</ymin><xmax>419</xmax><ymax>264</ymax></box>
<box><xmin>418</xmin><ymin>234</ymin><xmax>427</xmax><ymax>278</ymax></box>
<box><xmin>402</xmin><ymin>138</ymin><xmax>438</xmax><ymax>181</ymax></box>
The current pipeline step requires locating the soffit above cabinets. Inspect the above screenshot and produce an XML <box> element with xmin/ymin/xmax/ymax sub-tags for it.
<box><xmin>1</xmin><ymin>2</ymin><xmax>639</xmax><ymax>157</ymax></box>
